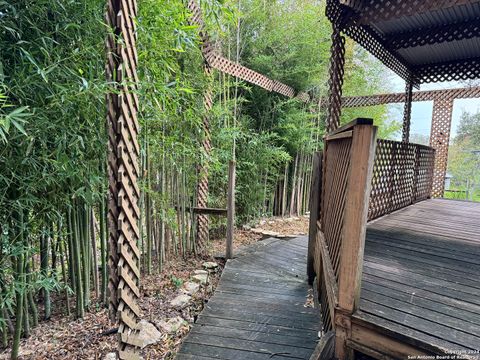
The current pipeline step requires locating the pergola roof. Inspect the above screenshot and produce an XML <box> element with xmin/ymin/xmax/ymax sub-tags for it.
<box><xmin>327</xmin><ymin>0</ymin><xmax>480</xmax><ymax>84</ymax></box>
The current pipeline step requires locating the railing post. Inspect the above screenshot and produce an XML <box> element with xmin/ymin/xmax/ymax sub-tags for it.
<box><xmin>335</xmin><ymin>123</ymin><xmax>377</xmax><ymax>359</ymax></box>
<box><xmin>308</xmin><ymin>151</ymin><xmax>323</xmax><ymax>285</ymax></box>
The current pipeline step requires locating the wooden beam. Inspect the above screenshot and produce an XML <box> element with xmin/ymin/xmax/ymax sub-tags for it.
<box><xmin>175</xmin><ymin>206</ymin><xmax>228</xmax><ymax>216</ymax></box>
<box><xmin>348</xmin><ymin>319</ymin><xmax>435</xmax><ymax>359</ymax></box>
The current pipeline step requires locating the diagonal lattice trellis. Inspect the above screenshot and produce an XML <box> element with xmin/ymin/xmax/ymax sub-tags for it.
<box><xmin>325</xmin><ymin>26</ymin><xmax>346</xmax><ymax>132</ymax></box>
<box><xmin>341</xmin><ymin>86</ymin><xmax>480</xmax><ymax>108</ymax></box>
<box><xmin>342</xmin><ymin>0</ymin><xmax>477</xmax><ymax>25</ymax></box>
<box><xmin>187</xmin><ymin>0</ymin><xmax>310</xmax><ymax>102</ymax></box>
<box><xmin>430</xmin><ymin>98</ymin><xmax>454</xmax><ymax>198</ymax></box>
<box><xmin>195</xmin><ymin>64</ymin><xmax>214</xmax><ymax>251</ymax></box>
<box><xmin>106</xmin><ymin>0</ymin><xmax>142</xmax><ymax>358</ymax></box>
<box><xmin>368</xmin><ymin>139</ymin><xmax>435</xmax><ymax>220</ymax></box>
<box><xmin>340</xmin><ymin>86</ymin><xmax>480</xmax><ymax>198</ymax></box>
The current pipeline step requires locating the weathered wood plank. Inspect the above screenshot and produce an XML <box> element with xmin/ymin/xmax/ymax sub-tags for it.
<box><xmin>359</xmin><ymin>199</ymin><xmax>480</xmax><ymax>354</ymax></box>
<box><xmin>177</xmin><ymin>237</ymin><xmax>321</xmax><ymax>359</ymax></box>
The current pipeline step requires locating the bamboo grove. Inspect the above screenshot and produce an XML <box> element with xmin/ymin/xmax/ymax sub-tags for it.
<box><xmin>0</xmin><ymin>0</ymin><xmax>394</xmax><ymax>358</ymax></box>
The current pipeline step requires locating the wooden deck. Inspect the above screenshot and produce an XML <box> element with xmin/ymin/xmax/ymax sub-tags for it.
<box><xmin>176</xmin><ymin>236</ymin><xmax>321</xmax><ymax>360</ymax></box>
<box><xmin>355</xmin><ymin>199</ymin><xmax>480</xmax><ymax>356</ymax></box>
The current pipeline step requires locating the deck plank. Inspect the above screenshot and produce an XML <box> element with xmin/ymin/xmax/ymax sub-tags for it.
<box><xmin>357</xmin><ymin>199</ymin><xmax>480</xmax><ymax>354</ymax></box>
<box><xmin>177</xmin><ymin>236</ymin><xmax>321</xmax><ymax>359</ymax></box>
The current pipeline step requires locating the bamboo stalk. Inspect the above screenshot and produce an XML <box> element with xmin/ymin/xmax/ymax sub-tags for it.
<box><xmin>11</xmin><ymin>210</ymin><xmax>25</xmax><ymax>360</ymax></box>
<box><xmin>72</xmin><ymin>206</ymin><xmax>84</xmax><ymax>318</ymax></box>
<box><xmin>25</xmin><ymin>261</ymin><xmax>38</xmax><ymax>327</ymax></box>
<box><xmin>22</xmin><ymin>292</ymin><xmax>30</xmax><ymax>338</ymax></box>
<box><xmin>11</xmin><ymin>253</ymin><xmax>24</xmax><ymax>360</ymax></box>
<box><xmin>90</xmin><ymin>209</ymin><xmax>99</xmax><ymax>299</ymax></box>
<box><xmin>59</xmin><ymin>235</ymin><xmax>71</xmax><ymax>316</ymax></box>
<box><xmin>40</xmin><ymin>224</ymin><xmax>51</xmax><ymax>320</ymax></box>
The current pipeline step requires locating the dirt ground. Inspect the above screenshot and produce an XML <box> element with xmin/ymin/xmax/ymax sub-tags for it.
<box><xmin>0</xmin><ymin>216</ymin><xmax>309</xmax><ymax>360</ymax></box>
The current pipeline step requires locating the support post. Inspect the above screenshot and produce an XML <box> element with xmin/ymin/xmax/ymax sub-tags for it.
<box><xmin>106</xmin><ymin>1</ymin><xmax>141</xmax><ymax>359</ymax></box>
<box><xmin>226</xmin><ymin>161</ymin><xmax>236</xmax><ymax>260</ymax></box>
<box><xmin>326</xmin><ymin>26</ymin><xmax>346</xmax><ymax>132</ymax></box>
<box><xmin>307</xmin><ymin>152</ymin><xmax>322</xmax><ymax>285</ymax></box>
<box><xmin>430</xmin><ymin>98</ymin><xmax>454</xmax><ymax>198</ymax></box>
<box><xmin>196</xmin><ymin>64</ymin><xmax>214</xmax><ymax>252</ymax></box>
<box><xmin>335</xmin><ymin>123</ymin><xmax>377</xmax><ymax>360</ymax></box>
<box><xmin>402</xmin><ymin>77</ymin><xmax>413</xmax><ymax>143</ymax></box>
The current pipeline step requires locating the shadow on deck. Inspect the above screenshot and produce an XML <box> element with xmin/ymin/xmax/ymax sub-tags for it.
<box><xmin>354</xmin><ymin>199</ymin><xmax>480</xmax><ymax>357</ymax></box>
<box><xmin>176</xmin><ymin>236</ymin><xmax>321</xmax><ymax>360</ymax></box>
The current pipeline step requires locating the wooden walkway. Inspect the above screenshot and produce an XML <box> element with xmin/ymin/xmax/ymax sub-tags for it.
<box><xmin>356</xmin><ymin>199</ymin><xmax>480</xmax><ymax>355</ymax></box>
<box><xmin>176</xmin><ymin>236</ymin><xmax>321</xmax><ymax>360</ymax></box>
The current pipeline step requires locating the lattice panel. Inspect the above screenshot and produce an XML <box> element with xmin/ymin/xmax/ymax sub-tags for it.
<box><xmin>339</xmin><ymin>86</ymin><xmax>480</xmax><ymax>107</ymax></box>
<box><xmin>347</xmin><ymin>0</ymin><xmax>474</xmax><ymax>25</ymax></box>
<box><xmin>390</xmin><ymin>19</ymin><xmax>480</xmax><ymax>50</ymax></box>
<box><xmin>195</xmin><ymin>64</ymin><xmax>213</xmax><ymax>251</ymax></box>
<box><xmin>430</xmin><ymin>98</ymin><xmax>454</xmax><ymax>198</ymax></box>
<box><xmin>106</xmin><ymin>0</ymin><xmax>120</xmax><ymax>323</ymax></box>
<box><xmin>415</xmin><ymin>146</ymin><xmax>436</xmax><ymax>201</ymax></box>
<box><xmin>343</xmin><ymin>24</ymin><xmax>415</xmax><ymax>84</ymax></box>
<box><xmin>187</xmin><ymin>0</ymin><xmax>309</xmax><ymax>102</ymax></box>
<box><xmin>321</xmin><ymin>137</ymin><xmax>352</xmax><ymax>278</ymax></box>
<box><xmin>106</xmin><ymin>1</ymin><xmax>142</xmax><ymax>359</ymax></box>
<box><xmin>416</xmin><ymin>57</ymin><xmax>480</xmax><ymax>83</ymax></box>
<box><xmin>325</xmin><ymin>27</ymin><xmax>346</xmax><ymax>132</ymax></box>
<box><xmin>328</xmin><ymin>1</ymin><xmax>480</xmax><ymax>85</ymax></box>
<box><xmin>368</xmin><ymin>139</ymin><xmax>435</xmax><ymax>220</ymax></box>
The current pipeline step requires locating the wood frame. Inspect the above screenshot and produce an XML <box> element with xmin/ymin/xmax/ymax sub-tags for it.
<box><xmin>334</xmin><ymin>122</ymin><xmax>377</xmax><ymax>359</ymax></box>
<box><xmin>310</xmin><ymin>119</ymin><xmax>378</xmax><ymax>360</ymax></box>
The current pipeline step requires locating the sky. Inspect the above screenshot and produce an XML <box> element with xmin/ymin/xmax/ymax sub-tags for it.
<box><xmin>387</xmin><ymin>77</ymin><xmax>480</xmax><ymax>141</ymax></box>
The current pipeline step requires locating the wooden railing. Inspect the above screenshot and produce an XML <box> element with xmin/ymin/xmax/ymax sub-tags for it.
<box><xmin>368</xmin><ymin>139</ymin><xmax>435</xmax><ymax>220</ymax></box>
<box><xmin>307</xmin><ymin>119</ymin><xmax>437</xmax><ymax>359</ymax></box>
<box><xmin>308</xmin><ymin>119</ymin><xmax>377</xmax><ymax>358</ymax></box>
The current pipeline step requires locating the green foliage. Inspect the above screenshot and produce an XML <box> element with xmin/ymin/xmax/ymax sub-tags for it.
<box><xmin>170</xmin><ymin>275</ymin><xmax>184</xmax><ymax>289</ymax></box>
<box><xmin>447</xmin><ymin>111</ymin><xmax>480</xmax><ymax>201</ymax></box>
<box><xmin>341</xmin><ymin>45</ymin><xmax>400</xmax><ymax>137</ymax></box>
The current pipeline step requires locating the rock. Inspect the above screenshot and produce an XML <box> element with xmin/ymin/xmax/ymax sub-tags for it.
<box><xmin>136</xmin><ymin>320</ymin><xmax>163</xmax><ymax>349</ymax></box>
<box><xmin>158</xmin><ymin>316</ymin><xmax>187</xmax><ymax>334</ymax></box>
<box><xmin>202</xmin><ymin>261</ymin><xmax>218</xmax><ymax>270</ymax></box>
<box><xmin>104</xmin><ymin>353</ymin><xmax>118</xmax><ymax>360</ymax></box>
<box><xmin>182</xmin><ymin>281</ymin><xmax>200</xmax><ymax>295</ymax></box>
<box><xmin>194</xmin><ymin>269</ymin><xmax>208</xmax><ymax>275</ymax></box>
<box><xmin>170</xmin><ymin>294</ymin><xmax>192</xmax><ymax>308</ymax></box>
<box><xmin>242</xmin><ymin>224</ymin><xmax>252</xmax><ymax>231</ymax></box>
<box><xmin>259</xmin><ymin>220</ymin><xmax>266</xmax><ymax>225</ymax></box>
<box><xmin>268</xmin><ymin>220</ymin><xmax>275</xmax><ymax>225</ymax></box>
<box><xmin>192</xmin><ymin>273</ymin><xmax>208</xmax><ymax>284</ymax></box>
